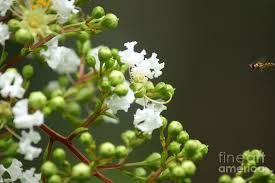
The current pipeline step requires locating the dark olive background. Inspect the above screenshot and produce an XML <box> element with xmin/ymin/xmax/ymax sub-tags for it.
<box><xmin>12</xmin><ymin>0</ymin><xmax>275</xmax><ymax>182</ymax></box>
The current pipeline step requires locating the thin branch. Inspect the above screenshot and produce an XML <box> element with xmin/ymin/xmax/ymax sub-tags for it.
<box><xmin>93</xmin><ymin>170</ymin><xmax>113</xmax><ymax>183</ymax></box>
<box><xmin>146</xmin><ymin>168</ymin><xmax>163</xmax><ymax>183</ymax></box>
<box><xmin>81</xmin><ymin>106</ymin><xmax>108</xmax><ymax>128</ymax></box>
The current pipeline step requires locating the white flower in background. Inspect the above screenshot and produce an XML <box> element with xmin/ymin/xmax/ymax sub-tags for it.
<box><xmin>133</xmin><ymin>102</ymin><xmax>167</xmax><ymax>134</ymax></box>
<box><xmin>52</xmin><ymin>0</ymin><xmax>79</xmax><ymax>24</ymax></box>
<box><xmin>12</xmin><ymin>99</ymin><xmax>44</xmax><ymax>129</ymax></box>
<box><xmin>119</xmin><ymin>41</ymin><xmax>164</xmax><ymax>80</ymax></box>
<box><xmin>47</xmin><ymin>80</ymin><xmax>60</xmax><ymax>91</ymax></box>
<box><xmin>119</xmin><ymin>41</ymin><xmax>146</xmax><ymax>67</ymax></box>
<box><xmin>87</xmin><ymin>46</ymin><xmax>103</xmax><ymax>71</ymax></box>
<box><xmin>106</xmin><ymin>85</ymin><xmax>135</xmax><ymax>114</ymax></box>
<box><xmin>0</xmin><ymin>0</ymin><xmax>14</xmax><ymax>16</ymax></box>
<box><xmin>41</xmin><ymin>37</ymin><xmax>80</xmax><ymax>74</ymax></box>
<box><xmin>0</xmin><ymin>69</ymin><xmax>25</xmax><ymax>98</ymax></box>
<box><xmin>0</xmin><ymin>159</ymin><xmax>40</xmax><ymax>182</ymax></box>
<box><xmin>0</xmin><ymin>23</ymin><xmax>10</xmax><ymax>46</ymax></box>
<box><xmin>18</xmin><ymin>129</ymin><xmax>42</xmax><ymax>160</ymax></box>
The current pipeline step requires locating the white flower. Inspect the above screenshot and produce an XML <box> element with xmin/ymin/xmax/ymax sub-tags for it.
<box><xmin>0</xmin><ymin>23</ymin><xmax>10</xmax><ymax>46</ymax></box>
<box><xmin>0</xmin><ymin>0</ymin><xmax>13</xmax><ymax>16</ymax></box>
<box><xmin>133</xmin><ymin>102</ymin><xmax>167</xmax><ymax>134</ymax></box>
<box><xmin>12</xmin><ymin>99</ymin><xmax>44</xmax><ymax>129</ymax></box>
<box><xmin>106</xmin><ymin>85</ymin><xmax>135</xmax><ymax>114</ymax></box>
<box><xmin>52</xmin><ymin>0</ymin><xmax>79</xmax><ymax>24</ymax></box>
<box><xmin>18</xmin><ymin>129</ymin><xmax>42</xmax><ymax>160</ymax></box>
<box><xmin>0</xmin><ymin>159</ymin><xmax>40</xmax><ymax>182</ymax></box>
<box><xmin>119</xmin><ymin>41</ymin><xmax>164</xmax><ymax>80</ymax></box>
<box><xmin>41</xmin><ymin>38</ymin><xmax>80</xmax><ymax>74</ymax></box>
<box><xmin>119</xmin><ymin>41</ymin><xmax>146</xmax><ymax>67</ymax></box>
<box><xmin>87</xmin><ymin>46</ymin><xmax>103</xmax><ymax>71</ymax></box>
<box><xmin>0</xmin><ymin>69</ymin><xmax>25</xmax><ymax>98</ymax></box>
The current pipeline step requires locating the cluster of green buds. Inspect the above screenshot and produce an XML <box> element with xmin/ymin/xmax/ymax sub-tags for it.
<box><xmin>218</xmin><ymin>150</ymin><xmax>275</xmax><ymax>183</ymax></box>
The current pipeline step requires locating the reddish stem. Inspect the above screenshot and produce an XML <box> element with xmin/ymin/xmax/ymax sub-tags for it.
<box><xmin>81</xmin><ymin>107</ymin><xmax>108</xmax><ymax>128</ymax></box>
<box><xmin>146</xmin><ymin>168</ymin><xmax>163</xmax><ymax>183</ymax></box>
<box><xmin>93</xmin><ymin>171</ymin><xmax>113</xmax><ymax>183</ymax></box>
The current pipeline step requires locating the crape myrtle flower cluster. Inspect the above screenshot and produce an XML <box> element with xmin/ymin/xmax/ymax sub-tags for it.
<box><xmin>0</xmin><ymin>0</ymin><xmax>273</xmax><ymax>183</ymax></box>
<box><xmin>218</xmin><ymin>150</ymin><xmax>275</xmax><ymax>183</ymax></box>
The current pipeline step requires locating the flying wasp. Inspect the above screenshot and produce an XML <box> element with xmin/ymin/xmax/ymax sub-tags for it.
<box><xmin>249</xmin><ymin>56</ymin><xmax>275</xmax><ymax>71</ymax></box>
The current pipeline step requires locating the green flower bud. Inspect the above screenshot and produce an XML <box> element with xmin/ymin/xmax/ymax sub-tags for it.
<box><xmin>232</xmin><ymin>177</ymin><xmax>245</xmax><ymax>183</ymax></box>
<box><xmin>49</xmin><ymin>24</ymin><xmax>62</xmax><ymax>33</ymax></box>
<box><xmin>159</xmin><ymin>168</ymin><xmax>171</xmax><ymax>180</ymax></box>
<box><xmin>101</xmin><ymin>79</ymin><xmax>111</xmax><ymax>91</ymax></box>
<box><xmin>75</xmin><ymin>87</ymin><xmax>94</xmax><ymax>101</ymax></box>
<box><xmin>120</xmin><ymin>64</ymin><xmax>129</xmax><ymax>73</ymax></box>
<box><xmin>81</xmin><ymin>40</ymin><xmax>91</xmax><ymax>55</ymax></box>
<box><xmin>111</xmin><ymin>48</ymin><xmax>119</xmax><ymax>59</ymax></box>
<box><xmin>8</xmin><ymin>19</ymin><xmax>20</xmax><ymax>31</ymax></box>
<box><xmin>167</xmin><ymin>161</ymin><xmax>178</xmax><ymax>171</ymax></box>
<box><xmin>29</xmin><ymin>91</ymin><xmax>47</xmax><ymax>109</ymax></box>
<box><xmin>77</xmin><ymin>31</ymin><xmax>90</xmax><ymax>42</ymax></box>
<box><xmin>253</xmin><ymin>167</ymin><xmax>273</xmax><ymax>178</ymax></box>
<box><xmin>169</xmin><ymin>141</ymin><xmax>181</xmax><ymax>154</ymax></box>
<box><xmin>4</xmin><ymin>143</ymin><xmax>18</xmax><ymax>156</ymax></box>
<box><xmin>79</xmin><ymin>132</ymin><xmax>93</xmax><ymax>145</ymax></box>
<box><xmin>155</xmin><ymin>82</ymin><xmax>166</xmax><ymax>92</ymax></box>
<box><xmin>58</xmin><ymin>76</ymin><xmax>69</xmax><ymax>87</ymax></box>
<box><xmin>85</xmin><ymin>54</ymin><xmax>96</xmax><ymax>67</ymax></box>
<box><xmin>65</xmin><ymin>102</ymin><xmax>81</xmax><ymax>117</ymax></box>
<box><xmin>22</xmin><ymin>64</ymin><xmax>34</xmax><ymax>79</ymax></box>
<box><xmin>91</xmin><ymin>6</ymin><xmax>105</xmax><ymax>19</ymax></box>
<box><xmin>0</xmin><ymin>101</ymin><xmax>12</xmax><ymax>124</ymax></box>
<box><xmin>177</xmin><ymin>131</ymin><xmax>189</xmax><ymax>144</ymax></box>
<box><xmin>71</xmin><ymin>163</ymin><xmax>91</xmax><ymax>180</ymax></box>
<box><xmin>98</xmin><ymin>47</ymin><xmax>112</xmax><ymax>62</ymax></box>
<box><xmin>168</xmin><ymin>121</ymin><xmax>183</xmax><ymax>136</ymax></box>
<box><xmin>114</xmin><ymin>83</ymin><xmax>128</xmax><ymax>96</ymax></box>
<box><xmin>105</xmin><ymin>58</ymin><xmax>116</xmax><ymax>69</ymax></box>
<box><xmin>144</xmin><ymin>153</ymin><xmax>161</xmax><ymax>169</ymax></box>
<box><xmin>15</xmin><ymin>29</ymin><xmax>33</xmax><ymax>44</ymax></box>
<box><xmin>109</xmin><ymin>70</ymin><xmax>125</xmax><ymax>86</ymax></box>
<box><xmin>121</xmin><ymin>130</ymin><xmax>136</xmax><ymax>146</ymax></box>
<box><xmin>0</xmin><ymin>157</ymin><xmax>13</xmax><ymax>168</ymax></box>
<box><xmin>41</xmin><ymin>161</ymin><xmax>58</xmax><ymax>177</ymax></box>
<box><xmin>53</xmin><ymin>148</ymin><xmax>66</xmax><ymax>162</ymax></box>
<box><xmin>144</xmin><ymin>81</ymin><xmax>154</xmax><ymax>91</ymax></box>
<box><xmin>134</xmin><ymin>168</ymin><xmax>147</xmax><ymax>177</ymax></box>
<box><xmin>99</xmin><ymin>142</ymin><xmax>116</xmax><ymax>158</ymax></box>
<box><xmin>182</xmin><ymin>140</ymin><xmax>202</xmax><ymax>157</ymax></box>
<box><xmin>50</xmin><ymin>96</ymin><xmax>65</xmax><ymax>109</ymax></box>
<box><xmin>172</xmin><ymin>166</ymin><xmax>185</xmax><ymax>178</ymax></box>
<box><xmin>182</xmin><ymin>160</ymin><xmax>196</xmax><ymax>176</ymax></box>
<box><xmin>49</xmin><ymin>175</ymin><xmax>62</xmax><ymax>183</ymax></box>
<box><xmin>115</xmin><ymin>145</ymin><xmax>128</xmax><ymax>158</ymax></box>
<box><xmin>51</xmin><ymin>89</ymin><xmax>63</xmax><ymax>98</ymax></box>
<box><xmin>43</xmin><ymin>106</ymin><xmax>52</xmax><ymax>116</ymax></box>
<box><xmin>218</xmin><ymin>175</ymin><xmax>232</xmax><ymax>183</ymax></box>
<box><xmin>101</xmin><ymin>13</ymin><xmax>119</xmax><ymax>29</ymax></box>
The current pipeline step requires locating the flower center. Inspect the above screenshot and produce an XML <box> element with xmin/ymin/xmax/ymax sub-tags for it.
<box><xmin>31</xmin><ymin>0</ymin><xmax>52</xmax><ymax>10</ymax></box>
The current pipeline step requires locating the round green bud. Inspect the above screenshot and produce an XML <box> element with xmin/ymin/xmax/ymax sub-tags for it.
<box><xmin>115</xmin><ymin>145</ymin><xmax>128</xmax><ymax>158</ymax></box>
<box><xmin>101</xmin><ymin>79</ymin><xmax>111</xmax><ymax>91</ymax></box>
<box><xmin>41</xmin><ymin>161</ymin><xmax>58</xmax><ymax>177</ymax></box>
<box><xmin>53</xmin><ymin>148</ymin><xmax>66</xmax><ymax>162</ymax></box>
<box><xmin>98</xmin><ymin>47</ymin><xmax>112</xmax><ymax>62</ymax></box>
<box><xmin>85</xmin><ymin>54</ymin><xmax>96</xmax><ymax>67</ymax></box>
<box><xmin>182</xmin><ymin>160</ymin><xmax>196</xmax><ymax>176</ymax></box>
<box><xmin>81</xmin><ymin>40</ymin><xmax>91</xmax><ymax>55</ymax></box>
<box><xmin>91</xmin><ymin>6</ymin><xmax>105</xmax><ymax>19</ymax></box>
<box><xmin>177</xmin><ymin>131</ymin><xmax>189</xmax><ymax>144</ymax></box>
<box><xmin>144</xmin><ymin>153</ymin><xmax>161</xmax><ymax>168</ymax></box>
<box><xmin>43</xmin><ymin>106</ymin><xmax>52</xmax><ymax>116</ymax></box>
<box><xmin>168</xmin><ymin>121</ymin><xmax>183</xmax><ymax>136</ymax></box>
<box><xmin>134</xmin><ymin>168</ymin><xmax>147</xmax><ymax>177</ymax></box>
<box><xmin>51</xmin><ymin>89</ymin><xmax>63</xmax><ymax>98</ymax></box>
<box><xmin>232</xmin><ymin>177</ymin><xmax>245</xmax><ymax>183</ymax></box>
<box><xmin>8</xmin><ymin>19</ymin><xmax>20</xmax><ymax>31</ymax></box>
<box><xmin>161</xmin><ymin>116</ymin><xmax>168</xmax><ymax>128</ymax></box>
<box><xmin>22</xmin><ymin>64</ymin><xmax>34</xmax><ymax>79</ymax></box>
<box><xmin>109</xmin><ymin>70</ymin><xmax>125</xmax><ymax>86</ymax></box>
<box><xmin>167</xmin><ymin>161</ymin><xmax>178</xmax><ymax>171</ymax></box>
<box><xmin>49</xmin><ymin>175</ymin><xmax>62</xmax><ymax>183</ymax></box>
<box><xmin>172</xmin><ymin>166</ymin><xmax>185</xmax><ymax>178</ymax></box>
<box><xmin>114</xmin><ymin>84</ymin><xmax>128</xmax><ymax>96</ymax></box>
<box><xmin>105</xmin><ymin>58</ymin><xmax>116</xmax><ymax>69</ymax></box>
<box><xmin>134</xmin><ymin>87</ymin><xmax>146</xmax><ymax>98</ymax></box>
<box><xmin>155</xmin><ymin>82</ymin><xmax>166</xmax><ymax>92</ymax></box>
<box><xmin>144</xmin><ymin>81</ymin><xmax>154</xmax><ymax>91</ymax></box>
<box><xmin>0</xmin><ymin>101</ymin><xmax>12</xmax><ymax>122</ymax></box>
<box><xmin>71</xmin><ymin>163</ymin><xmax>91</xmax><ymax>180</ymax></box>
<box><xmin>254</xmin><ymin>167</ymin><xmax>273</xmax><ymax>178</ymax></box>
<box><xmin>183</xmin><ymin>140</ymin><xmax>202</xmax><ymax>156</ymax></box>
<box><xmin>120</xmin><ymin>64</ymin><xmax>129</xmax><ymax>73</ymax></box>
<box><xmin>111</xmin><ymin>48</ymin><xmax>119</xmax><ymax>59</ymax></box>
<box><xmin>75</xmin><ymin>87</ymin><xmax>94</xmax><ymax>101</ymax></box>
<box><xmin>121</xmin><ymin>130</ymin><xmax>136</xmax><ymax>145</ymax></box>
<box><xmin>159</xmin><ymin>168</ymin><xmax>171</xmax><ymax>180</ymax></box>
<box><xmin>58</xmin><ymin>76</ymin><xmax>69</xmax><ymax>87</ymax></box>
<box><xmin>99</xmin><ymin>142</ymin><xmax>116</xmax><ymax>158</ymax></box>
<box><xmin>15</xmin><ymin>29</ymin><xmax>33</xmax><ymax>44</ymax></box>
<box><xmin>50</xmin><ymin>96</ymin><xmax>65</xmax><ymax>109</ymax></box>
<box><xmin>77</xmin><ymin>31</ymin><xmax>90</xmax><ymax>42</ymax></box>
<box><xmin>79</xmin><ymin>132</ymin><xmax>93</xmax><ymax>145</ymax></box>
<box><xmin>65</xmin><ymin>102</ymin><xmax>81</xmax><ymax>117</ymax></box>
<box><xmin>29</xmin><ymin>91</ymin><xmax>47</xmax><ymax>109</ymax></box>
<box><xmin>169</xmin><ymin>141</ymin><xmax>181</xmax><ymax>154</ymax></box>
<box><xmin>101</xmin><ymin>13</ymin><xmax>119</xmax><ymax>29</ymax></box>
<box><xmin>218</xmin><ymin>175</ymin><xmax>232</xmax><ymax>183</ymax></box>
<box><xmin>49</xmin><ymin>24</ymin><xmax>62</xmax><ymax>33</ymax></box>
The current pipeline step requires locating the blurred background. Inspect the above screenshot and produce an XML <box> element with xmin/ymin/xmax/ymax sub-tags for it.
<box><xmin>13</xmin><ymin>0</ymin><xmax>275</xmax><ymax>182</ymax></box>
